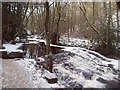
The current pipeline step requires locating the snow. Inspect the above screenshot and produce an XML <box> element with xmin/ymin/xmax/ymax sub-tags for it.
<box><xmin>53</xmin><ymin>53</ymin><xmax>118</xmax><ymax>88</ymax></box>
<box><xmin>27</xmin><ymin>30</ymin><xmax>32</xmax><ymax>35</ymax></box>
<box><xmin>102</xmin><ymin>59</ymin><xmax>118</xmax><ymax>70</ymax></box>
<box><xmin>15</xmin><ymin>37</ymin><xmax>20</xmax><ymax>42</ymax></box>
<box><xmin>0</xmin><ymin>58</ymin><xmax>2</xmax><ymax>89</ymax></box>
<box><xmin>14</xmin><ymin>58</ymin><xmax>52</xmax><ymax>88</ymax></box>
<box><xmin>27</xmin><ymin>35</ymin><xmax>39</xmax><ymax>42</ymax></box>
<box><xmin>49</xmin><ymin>83</ymin><xmax>60</xmax><ymax>88</ymax></box>
<box><xmin>27</xmin><ymin>35</ymin><xmax>46</xmax><ymax>45</ymax></box>
<box><xmin>36</xmin><ymin>78</ymin><xmax>51</xmax><ymax>88</ymax></box>
<box><xmin>37</xmin><ymin>57</ymin><xmax>45</xmax><ymax>62</ymax></box>
<box><xmin>59</xmin><ymin>36</ymin><xmax>93</xmax><ymax>48</ymax></box>
<box><xmin>39</xmin><ymin>39</ymin><xmax>46</xmax><ymax>43</ymax></box>
<box><xmin>15</xmin><ymin>46</ymin><xmax>119</xmax><ymax>88</ymax></box>
<box><xmin>13</xmin><ymin>36</ymin><xmax>119</xmax><ymax>88</ymax></box>
<box><xmin>63</xmin><ymin>47</ymin><xmax>119</xmax><ymax>70</ymax></box>
<box><xmin>84</xmin><ymin>79</ymin><xmax>105</xmax><ymax>88</ymax></box>
<box><xmin>27</xmin><ymin>38</ymin><xmax>39</xmax><ymax>42</ymax></box>
<box><xmin>2</xmin><ymin>34</ymin><xmax>119</xmax><ymax>88</ymax></box>
<box><xmin>11</xmin><ymin>50</ymin><xmax>23</xmax><ymax>53</ymax></box>
<box><xmin>3</xmin><ymin>43</ymin><xmax>23</xmax><ymax>53</ymax></box>
<box><xmin>51</xmin><ymin>46</ymin><xmax>119</xmax><ymax>88</ymax></box>
<box><xmin>41</xmin><ymin>69</ymin><xmax>57</xmax><ymax>79</ymax></box>
<box><xmin>0</xmin><ymin>49</ymin><xmax>7</xmax><ymax>51</ymax></box>
<box><xmin>26</xmin><ymin>41</ymin><xmax>39</xmax><ymax>44</ymax></box>
<box><xmin>116</xmin><ymin>43</ymin><xmax>120</xmax><ymax>50</ymax></box>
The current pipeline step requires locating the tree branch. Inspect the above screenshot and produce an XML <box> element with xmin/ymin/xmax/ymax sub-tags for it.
<box><xmin>79</xmin><ymin>5</ymin><xmax>107</xmax><ymax>45</ymax></box>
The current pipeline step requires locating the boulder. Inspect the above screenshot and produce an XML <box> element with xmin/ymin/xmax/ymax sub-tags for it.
<box><xmin>96</xmin><ymin>77</ymin><xmax>108</xmax><ymax>84</ymax></box>
<box><xmin>68</xmin><ymin>81</ymin><xmax>83</xmax><ymax>88</ymax></box>
<box><xmin>44</xmin><ymin>76</ymin><xmax>58</xmax><ymax>84</ymax></box>
<box><xmin>106</xmin><ymin>80</ymin><xmax>119</xmax><ymax>88</ymax></box>
<box><xmin>82</xmin><ymin>71</ymin><xmax>93</xmax><ymax>80</ymax></box>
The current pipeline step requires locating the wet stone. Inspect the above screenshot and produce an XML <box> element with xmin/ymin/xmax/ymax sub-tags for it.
<box><xmin>106</xmin><ymin>80</ymin><xmax>119</xmax><ymax>88</ymax></box>
<box><xmin>68</xmin><ymin>81</ymin><xmax>83</xmax><ymax>88</ymax></box>
<box><xmin>44</xmin><ymin>77</ymin><xmax>58</xmax><ymax>84</ymax></box>
<box><xmin>82</xmin><ymin>71</ymin><xmax>93</xmax><ymax>80</ymax></box>
<box><xmin>96</xmin><ymin>77</ymin><xmax>108</xmax><ymax>84</ymax></box>
<box><xmin>108</xmin><ymin>64</ymin><xmax>113</xmax><ymax>68</ymax></box>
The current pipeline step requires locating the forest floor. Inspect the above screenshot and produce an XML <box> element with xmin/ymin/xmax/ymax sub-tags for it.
<box><xmin>2</xmin><ymin>58</ymin><xmax>37</xmax><ymax>88</ymax></box>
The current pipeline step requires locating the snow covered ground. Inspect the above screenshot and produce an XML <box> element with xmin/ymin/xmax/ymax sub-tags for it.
<box><xmin>0</xmin><ymin>58</ymin><xmax>2</xmax><ymax>89</ymax></box>
<box><xmin>59</xmin><ymin>36</ymin><xmax>93</xmax><ymax>49</ymax></box>
<box><xmin>1</xmin><ymin>35</ymin><xmax>119</xmax><ymax>88</ymax></box>
<box><xmin>56</xmin><ymin>47</ymin><xmax>119</xmax><ymax>88</ymax></box>
<box><xmin>14</xmin><ymin>58</ymin><xmax>52</xmax><ymax>88</ymax></box>
<box><xmin>14</xmin><ymin>46</ymin><xmax>119</xmax><ymax>88</ymax></box>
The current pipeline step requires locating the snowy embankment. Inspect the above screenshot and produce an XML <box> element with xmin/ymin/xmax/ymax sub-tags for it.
<box><xmin>63</xmin><ymin>47</ymin><xmax>119</xmax><ymax>70</ymax></box>
<box><xmin>1</xmin><ymin>35</ymin><xmax>119</xmax><ymax>88</ymax></box>
<box><xmin>54</xmin><ymin>47</ymin><xmax>119</xmax><ymax>88</ymax></box>
<box><xmin>15</xmin><ymin>46</ymin><xmax>119</xmax><ymax>88</ymax></box>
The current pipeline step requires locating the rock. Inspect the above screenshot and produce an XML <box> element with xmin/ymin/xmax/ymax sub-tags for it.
<box><xmin>68</xmin><ymin>81</ymin><xmax>83</xmax><ymax>88</ymax></box>
<box><xmin>108</xmin><ymin>64</ymin><xmax>113</xmax><ymax>68</ymax></box>
<box><xmin>96</xmin><ymin>77</ymin><xmax>108</xmax><ymax>84</ymax></box>
<box><xmin>42</xmin><ymin>69</ymin><xmax>58</xmax><ymax>84</ymax></box>
<box><xmin>68</xmin><ymin>52</ymin><xmax>75</xmax><ymax>57</ymax></box>
<box><xmin>96</xmin><ymin>68</ymin><xmax>104</xmax><ymax>73</ymax></box>
<box><xmin>52</xmin><ymin>89</ymin><xmax>69</xmax><ymax>90</ymax></box>
<box><xmin>82</xmin><ymin>71</ymin><xmax>93</xmax><ymax>80</ymax></box>
<box><xmin>108</xmin><ymin>64</ymin><xmax>117</xmax><ymax>75</ymax></box>
<box><xmin>8</xmin><ymin>51</ymin><xmax>23</xmax><ymax>58</ymax></box>
<box><xmin>36</xmin><ymin>61</ymin><xmax>46</xmax><ymax>68</ymax></box>
<box><xmin>0</xmin><ymin>50</ymin><xmax>8</xmax><ymax>59</ymax></box>
<box><xmin>44</xmin><ymin>77</ymin><xmax>58</xmax><ymax>84</ymax></box>
<box><xmin>64</xmin><ymin>62</ymin><xmax>74</xmax><ymax>68</ymax></box>
<box><xmin>63</xmin><ymin>75</ymin><xmax>72</xmax><ymax>83</ymax></box>
<box><xmin>106</xmin><ymin>80</ymin><xmax>119</xmax><ymax>88</ymax></box>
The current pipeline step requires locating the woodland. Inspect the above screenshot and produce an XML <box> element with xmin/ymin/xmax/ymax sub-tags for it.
<box><xmin>1</xmin><ymin>1</ymin><xmax>120</xmax><ymax>89</ymax></box>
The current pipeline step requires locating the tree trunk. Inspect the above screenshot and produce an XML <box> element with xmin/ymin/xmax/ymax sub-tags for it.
<box><xmin>56</xmin><ymin>2</ymin><xmax>61</xmax><ymax>44</ymax></box>
<box><xmin>117</xmin><ymin>3</ymin><xmax>119</xmax><ymax>44</ymax></box>
<box><xmin>2</xmin><ymin>2</ymin><xmax>8</xmax><ymax>43</ymax></box>
<box><xmin>45</xmin><ymin>2</ymin><xmax>53</xmax><ymax>73</ymax></box>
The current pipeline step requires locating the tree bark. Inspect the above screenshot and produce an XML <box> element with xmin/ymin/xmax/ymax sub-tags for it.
<box><xmin>45</xmin><ymin>2</ymin><xmax>53</xmax><ymax>73</ymax></box>
<box><xmin>2</xmin><ymin>2</ymin><xmax>8</xmax><ymax>43</ymax></box>
<box><xmin>117</xmin><ymin>3</ymin><xmax>119</xmax><ymax>44</ymax></box>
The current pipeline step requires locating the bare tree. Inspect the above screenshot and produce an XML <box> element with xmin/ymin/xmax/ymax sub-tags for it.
<box><xmin>45</xmin><ymin>2</ymin><xmax>53</xmax><ymax>73</ymax></box>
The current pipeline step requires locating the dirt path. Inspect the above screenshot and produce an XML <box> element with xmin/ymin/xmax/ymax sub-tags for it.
<box><xmin>2</xmin><ymin>58</ymin><xmax>37</xmax><ymax>88</ymax></box>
